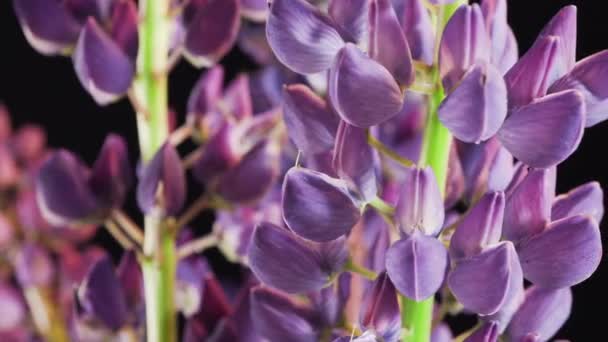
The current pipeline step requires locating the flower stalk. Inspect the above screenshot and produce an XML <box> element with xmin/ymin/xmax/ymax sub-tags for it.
<box><xmin>134</xmin><ymin>0</ymin><xmax>175</xmax><ymax>341</ymax></box>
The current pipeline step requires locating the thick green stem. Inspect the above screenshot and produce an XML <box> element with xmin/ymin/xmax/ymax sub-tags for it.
<box><xmin>400</xmin><ymin>2</ymin><xmax>464</xmax><ymax>341</ymax></box>
<box><xmin>134</xmin><ymin>0</ymin><xmax>174</xmax><ymax>341</ymax></box>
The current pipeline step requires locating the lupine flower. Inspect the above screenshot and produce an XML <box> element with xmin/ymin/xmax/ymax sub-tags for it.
<box><xmin>358</xmin><ymin>271</ymin><xmax>401</xmax><ymax>342</ymax></box>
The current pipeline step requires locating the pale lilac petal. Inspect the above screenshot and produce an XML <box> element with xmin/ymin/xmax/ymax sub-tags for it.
<box><xmin>552</xmin><ymin>181</ymin><xmax>604</xmax><ymax>223</ymax></box>
<box><xmin>481</xmin><ymin>0</ymin><xmax>518</xmax><ymax>73</ymax></box>
<box><xmin>517</xmin><ymin>215</ymin><xmax>602</xmax><ymax>288</ymax></box>
<box><xmin>266</xmin><ymin>0</ymin><xmax>345</xmax><ymax>74</ymax></box>
<box><xmin>395</xmin><ymin>167</ymin><xmax>444</xmax><ymax>236</ymax></box>
<box><xmin>537</xmin><ymin>6</ymin><xmax>577</xmax><ymax>73</ymax></box>
<box><xmin>497</xmin><ymin>90</ymin><xmax>585</xmax><ymax>168</ymax></box>
<box><xmin>328</xmin><ymin>0</ymin><xmax>370</xmax><ymax>43</ymax></box>
<box><xmin>464</xmin><ymin>321</ymin><xmax>499</xmax><ymax>342</ymax></box>
<box><xmin>487</xmin><ymin>147</ymin><xmax>515</xmax><ymax>192</ymax></box>
<box><xmin>360</xmin><ymin>271</ymin><xmax>401</xmax><ymax>341</ymax></box>
<box><xmin>438</xmin><ymin>62</ymin><xmax>507</xmax><ymax>143</ymax></box>
<box><xmin>386</xmin><ymin>233</ymin><xmax>449</xmax><ymax>301</ymax></box>
<box><xmin>398</xmin><ymin>0</ymin><xmax>435</xmax><ymax>66</ymax></box>
<box><xmin>282</xmin><ymin>168</ymin><xmax>361</xmax><ymax>242</ymax></box>
<box><xmin>240</xmin><ymin>0</ymin><xmax>268</xmax><ymax>22</ymax></box>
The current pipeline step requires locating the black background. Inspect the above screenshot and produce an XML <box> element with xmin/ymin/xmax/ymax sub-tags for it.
<box><xmin>0</xmin><ymin>0</ymin><xmax>607</xmax><ymax>340</ymax></box>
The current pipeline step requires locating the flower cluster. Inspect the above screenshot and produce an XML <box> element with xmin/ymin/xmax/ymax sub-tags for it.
<box><xmin>6</xmin><ymin>0</ymin><xmax>607</xmax><ymax>341</ymax></box>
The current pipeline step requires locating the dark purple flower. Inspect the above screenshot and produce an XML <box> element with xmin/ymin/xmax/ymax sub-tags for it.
<box><xmin>359</xmin><ymin>271</ymin><xmax>401</xmax><ymax>342</ymax></box>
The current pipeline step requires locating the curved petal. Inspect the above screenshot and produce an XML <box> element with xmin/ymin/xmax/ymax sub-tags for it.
<box><xmin>487</xmin><ymin>146</ymin><xmax>515</xmax><ymax>192</ymax></box>
<box><xmin>395</xmin><ymin>167</ymin><xmax>444</xmax><ymax>236</ymax></box>
<box><xmin>333</xmin><ymin>121</ymin><xmax>378</xmax><ymax>201</ymax></box>
<box><xmin>550</xmin><ymin>50</ymin><xmax>608</xmax><ymax>127</ymax></box>
<box><xmin>438</xmin><ymin>62</ymin><xmax>507</xmax><ymax>143</ymax></box>
<box><xmin>450</xmin><ymin>192</ymin><xmax>505</xmax><ymax>260</ymax></box>
<box><xmin>73</xmin><ymin>18</ymin><xmax>135</xmax><ymax>105</ymax></box>
<box><xmin>497</xmin><ymin>89</ymin><xmax>585</xmax><ymax>168</ymax></box>
<box><xmin>398</xmin><ymin>0</ymin><xmax>435</xmax><ymax>66</ymax></box>
<box><xmin>12</xmin><ymin>0</ymin><xmax>81</xmax><ymax>55</ymax></box>
<box><xmin>329</xmin><ymin>44</ymin><xmax>404</xmax><ymax>128</ymax></box>
<box><xmin>507</xmin><ymin>286</ymin><xmax>572</xmax><ymax>342</ymax></box>
<box><xmin>184</xmin><ymin>0</ymin><xmax>241</xmax><ymax>67</ymax></box>
<box><xmin>240</xmin><ymin>0</ymin><xmax>268</xmax><ymax>22</ymax></box>
<box><xmin>503</xmin><ymin>168</ymin><xmax>554</xmax><ymax>242</ymax></box>
<box><xmin>386</xmin><ymin>234</ymin><xmax>448</xmax><ymax>301</ymax></box>
<box><xmin>109</xmin><ymin>0</ymin><xmax>139</xmax><ymax>60</ymax></box>
<box><xmin>328</xmin><ymin>0</ymin><xmax>370</xmax><ymax>44</ymax></box>
<box><xmin>266</xmin><ymin>0</ymin><xmax>345</xmax><ymax>74</ymax></box>
<box><xmin>282</xmin><ymin>167</ymin><xmax>362</xmax><ymax>242</ymax></box>
<box><xmin>136</xmin><ymin>143</ymin><xmax>186</xmax><ymax>216</ymax></box>
<box><xmin>360</xmin><ymin>272</ymin><xmax>401</xmax><ymax>341</ymax></box>
<box><xmin>187</xmin><ymin>66</ymin><xmax>225</xmax><ymax>120</ymax></box>
<box><xmin>369</xmin><ymin>0</ymin><xmax>414</xmax><ymax>85</ymax></box>
<box><xmin>448</xmin><ymin>242</ymin><xmax>523</xmax><ymax>315</ymax></box>
<box><xmin>431</xmin><ymin>324</ymin><xmax>453</xmax><ymax>342</ymax></box>
<box><xmin>517</xmin><ymin>215</ymin><xmax>602</xmax><ymax>288</ymax></box>
<box><xmin>251</xmin><ymin>287</ymin><xmax>319</xmax><ymax>342</ymax></box>
<box><xmin>464</xmin><ymin>321</ymin><xmax>499</xmax><ymax>342</ymax></box>
<box><xmin>88</xmin><ymin>134</ymin><xmax>132</xmax><ymax>209</ymax></box>
<box><xmin>282</xmin><ymin>84</ymin><xmax>340</xmax><ymax>154</ymax></box>
<box><xmin>552</xmin><ymin>181</ymin><xmax>604</xmax><ymax>223</ymax></box>
<box><xmin>481</xmin><ymin>0</ymin><xmax>518</xmax><ymax>73</ymax></box>
<box><xmin>223</xmin><ymin>74</ymin><xmax>253</xmax><ymax>120</ymax></box>
<box><xmin>537</xmin><ymin>5</ymin><xmax>577</xmax><ymax>73</ymax></box>
<box><xmin>439</xmin><ymin>4</ymin><xmax>490</xmax><ymax>91</ymax></box>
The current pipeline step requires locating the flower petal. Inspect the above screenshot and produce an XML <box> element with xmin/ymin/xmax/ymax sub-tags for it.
<box><xmin>506</xmin><ymin>286</ymin><xmax>572</xmax><ymax>342</ymax></box>
<box><xmin>73</xmin><ymin>18</ymin><xmax>135</xmax><ymax>105</ymax></box>
<box><xmin>282</xmin><ymin>84</ymin><xmax>340</xmax><ymax>154</ymax></box>
<box><xmin>481</xmin><ymin>0</ymin><xmax>518</xmax><ymax>73</ymax></box>
<box><xmin>282</xmin><ymin>167</ymin><xmax>362</xmax><ymax>242</ymax></box>
<box><xmin>497</xmin><ymin>89</ymin><xmax>585</xmax><ymax>168</ymax></box>
<box><xmin>223</xmin><ymin>74</ymin><xmax>254</xmax><ymax>121</ymax></box>
<box><xmin>184</xmin><ymin>0</ymin><xmax>240</xmax><ymax>67</ymax></box>
<box><xmin>333</xmin><ymin>121</ymin><xmax>378</xmax><ymax>201</ymax></box>
<box><xmin>549</xmin><ymin>50</ymin><xmax>608</xmax><ymax>127</ymax></box>
<box><xmin>503</xmin><ymin>168</ymin><xmax>555</xmax><ymax>242</ymax></box>
<box><xmin>266</xmin><ymin>0</ymin><xmax>345</xmax><ymax>74</ymax></box>
<box><xmin>395</xmin><ymin>167</ymin><xmax>444</xmax><ymax>236</ymax></box>
<box><xmin>464</xmin><ymin>321</ymin><xmax>499</xmax><ymax>342</ymax></box>
<box><xmin>438</xmin><ymin>62</ymin><xmax>507</xmax><ymax>143</ymax></box>
<box><xmin>88</xmin><ymin>134</ymin><xmax>132</xmax><ymax>210</ymax></box>
<box><xmin>328</xmin><ymin>0</ymin><xmax>370</xmax><ymax>44</ymax></box>
<box><xmin>136</xmin><ymin>143</ymin><xmax>186</xmax><ymax>216</ymax></box>
<box><xmin>108</xmin><ymin>0</ymin><xmax>139</xmax><ymax>60</ymax></box>
<box><xmin>369</xmin><ymin>0</ymin><xmax>414</xmax><ymax>85</ymax></box>
<box><xmin>517</xmin><ymin>215</ymin><xmax>602</xmax><ymax>288</ymax></box>
<box><xmin>448</xmin><ymin>241</ymin><xmax>523</xmax><ymax>315</ymax></box>
<box><xmin>360</xmin><ymin>271</ymin><xmax>401</xmax><ymax>341</ymax></box>
<box><xmin>439</xmin><ymin>4</ymin><xmax>490</xmax><ymax>91</ymax></box>
<box><xmin>386</xmin><ymin>233</ymin><xmax>448</xmax><ymax>301</ymax></box>
<box><xmin>450</xmin><ymin>192</ymin><xmax>505</xmax><ymax>261</ymax></box>
<box><xmin>240</xmin><ymin>0</ymin><xmax>268</xmax><ymax>22</ymax></box>
<box><xmin>397</xmin><ymin>0</ymin><xmax>435</xmax><ymax>66</ymax></box>
<box><xmin>504</xmin><ymin>36</ymin><xmax>560</xmax><ymax>107</ymax></box>
<box><xmin>187</xmin><ymin>66</ymin><xmax>225</xmax><ymax>122</ymax></box>
<box><xmin>487</xmin><ymin>146</ymin><xmax>515</xmax><ymax>192</ymax></box>
<box><xmin>552</xmin><ymin>181</ymin><xmax>604</xmax><ymax>223</ymax></box>
<box><xmin>537</xmin><ymin>5</ymin><xmax>577</xmax><ymax>73</ymax></box>
<box><xmin>13</xmin><ymin>0</ymin><xmax>81</xmax><ymax>55</ymax></box>
<box><xmin>329</xmin><ymin>44</ymin><xmax>404</xmax><ymax>128</ymax></box>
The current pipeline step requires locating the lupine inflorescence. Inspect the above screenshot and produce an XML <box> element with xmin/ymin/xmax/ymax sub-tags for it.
<box><xmin>5</xmin><ymin>0</ymin><xmax>606</xmax><ymax>341</ymax></box>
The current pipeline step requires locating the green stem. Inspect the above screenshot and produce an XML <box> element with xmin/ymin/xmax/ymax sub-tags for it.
<box><xmin>134</xmin><ymin>0</ymin><xmax>174</xmax><ymax>341</ymax></box>
<box><xmin>344</xmin><ymin>259</ymin><xmax>378</xmax><ymax>281</ymax></box>
<box><xmin>400</xmin><ymin>2</ymin><xmax>464</xmax><ymax>341</ymax></box>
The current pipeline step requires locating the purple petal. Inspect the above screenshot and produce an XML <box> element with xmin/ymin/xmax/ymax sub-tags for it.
<box><xmin>282</xmin><ymin>167</ymin><xmax>361</xmax><ymax>242</ymax></box>
<box><xmin>36</xmin><ymin>150</ymin><xmax>100</xmax><ymax>225</ymax></box>
<box><xmin>503</xmin><ymin>168</ymin><xmax>555</xmax><ymax>242</ymax></box>
<box><xmin>13</xmin><ymin>0</ymin><xmax>81</xmax><ymax>55</ymax></box>
<box><xmin>549</xmin><ymin>50</ymin><xmax>608</xmax><ymax>127</ymax></box>
<box><xmin>328</xmin><ymin>0</ymin><xmax>370</xmax><ymax>43</ymax></box>
<box><xmin>217</xmin><ymin>140</ymin><xmax>280</xmax><ymax>204</ymax></box>
<box><xmin>517</xmin><ymin>215</ymin><xmax>602</xmax><ymax>288</ymax></box>
<box><xmin>333</xmin><ymin>121</ymin><xmax>378</xmax><ymax>201</ymax></box>
<box><xmin>450</xmin><ymin>192</ymin><xmax>505</xmax><ymax>260</ymax></box>
<box><xmin>481</xmin><ymin>0</ymin><xmax>518</xmax><ymax>73</ymax></box>
<box><xmin>456</xmin><ymin>138</ymin><xmax>501</xmax><ymax>201</ymax></box>
<box><xmin>192</xmin><ymin>122</ymin><xmax>238</xmax><ymax>183</ymax></box>
<box><xmin>398</xmin><ymin>0</ymin><xmax>435</xmax><ymax>66</ymax></box>
<box><xmin>187</xmin><ymin>66</ymin><xmax>225</xmax><ymax>122</ymax></box>
<box><xmin>369</xmin><ymin>0</ymin><xmax>414</xmax><ymax>85</ymax></box>
<box><xmin>15</xmin><ymin>244</ymin><xmax>53</xmax><ymax>287</ymax></box>
<box><xmin>240</xmin><ymin>0</ymin><xmax>268</xmax><ymax>22</ymax></box>
<box><xmin>444</xmin><ymin>146</ymin><xmax>465</xmax><ymax>209</ymax></box>
<box><xmin>251</xmin><ymin>287</ymin><xmax>319</xmax><ymax>342</ymax></box>
<box><xmin>439</xmin><ymin>4</ymin><xmax>490</xmax><ymax>91</ymax></box>
<box><xmin>487</xmin><ymin>147</ymin><xmax>515</xmax><ymax>192</ymax></box>
<box><xmin>309</xmin><ymin>272</ymin><xmax>351</xmax><ymax>326</ymax></box>
<box><xmin>88</xmin><ymin>134</ymin><xmax>132</xmax><ymax>209</ymax></box>
<box><xmin>504</xmin><ymin>36</ymin><xmax>560</xmax><ymax>107</ymax></box>
<box><xmin>360</xmin><ymin>272</ymin><xmax>401</xmax><ymax>341</ymax></box>
<box><xmin>448</xmin><ymin>241</ymin><xmax>523</xmax><ymax>315</ymax></box>
<box><xmin>395</xmin><ymin>167</ymin><xmax>444</xmax><ymax>236</ymax></box>
<box><xmin>136</xmin><ymin>143</ymin><xmax>186</xmax><ymax>216</ymax></box>
<box><xmin>507</xmin><ymin>286</ymin><xmax>572</xmax><ymax>342</ymax></box>
<box><xmin>116</xmin><ymin>251</ymin><xmax>143</xmax><ymax>309</ymax></box>
<box><xmin>464</xmin><ymin>321</ymin><xmax>499</xmax><ymax>342</ymax></box>
<box><xmin>282</xmin><ymin>84</ymin><xmax>340</xmax><ymax>154</ymax></box>
<box><xmin>73</xmin><ymin>18</ymin><xmax>135</xmax><ymax>105</ymax></box>
<box><xmin>438</xmin><ymin>62</ymin><xmax>507</xmax><ymax>143</ymax></box>
<box><xmin>431</xmin><ymin>324</ymin><xmax>453</xmax><ymax>342</ymax></box>
<box><xmin>386</xmin><ymin>233</ymin><xmax>448</xmax><ymax>301</ymax></box>
<box><xmin>108</xmin><ymin>0</ymin><xmax>138</xmax><ymax>60</ymax></box>
<box><xmin>0</xmin><ymin>282</ymin><xmax>26</xmax><ymax>331</ymax></box>
<box><xmin>537</xmin><ymin>6</ymin><xmax>577</xmax><ymax>73</ymax></box>
<box><xmin>552</xmin><ymin>181</ymin><xmax>604</xmax><ymax>223</ymax></box>
<box><xmin>184</xmin><ymin>0</ymin><xmax>240</xmax><ymax>67</ymax></box>
<box><xmin>249</xmin><ymin>222</ymin><xmax>346</xmax><ymax>293</ymax></box>
<box><xmin>77</xmin><ymin>257</ymin><xmax>128</xmax><ymax>330</ymax></box>
<box><xmin>497</xmin><ymin>89</ymin><xmax>585</xmax><ymax>168</ymax></box>
<box><xmin>266</xmin><ymin>0</ymin><xmax>345</xmax><ymax>74</ymax></box>
<box><xmin>329</xmin><ymin>44</ymin><xmax>404</xmax><ymax>128</ymax></box>
<box><xmin>223</xmin><ymin>74</ymin><xmax>254</xmax><ymax>121</ymax></box>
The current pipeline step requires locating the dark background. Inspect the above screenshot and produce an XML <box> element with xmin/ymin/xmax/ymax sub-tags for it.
<box><xmin>0</xmin><ymin>0</ymin><xmax>606</xmax><ymax>340</ymax></box>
